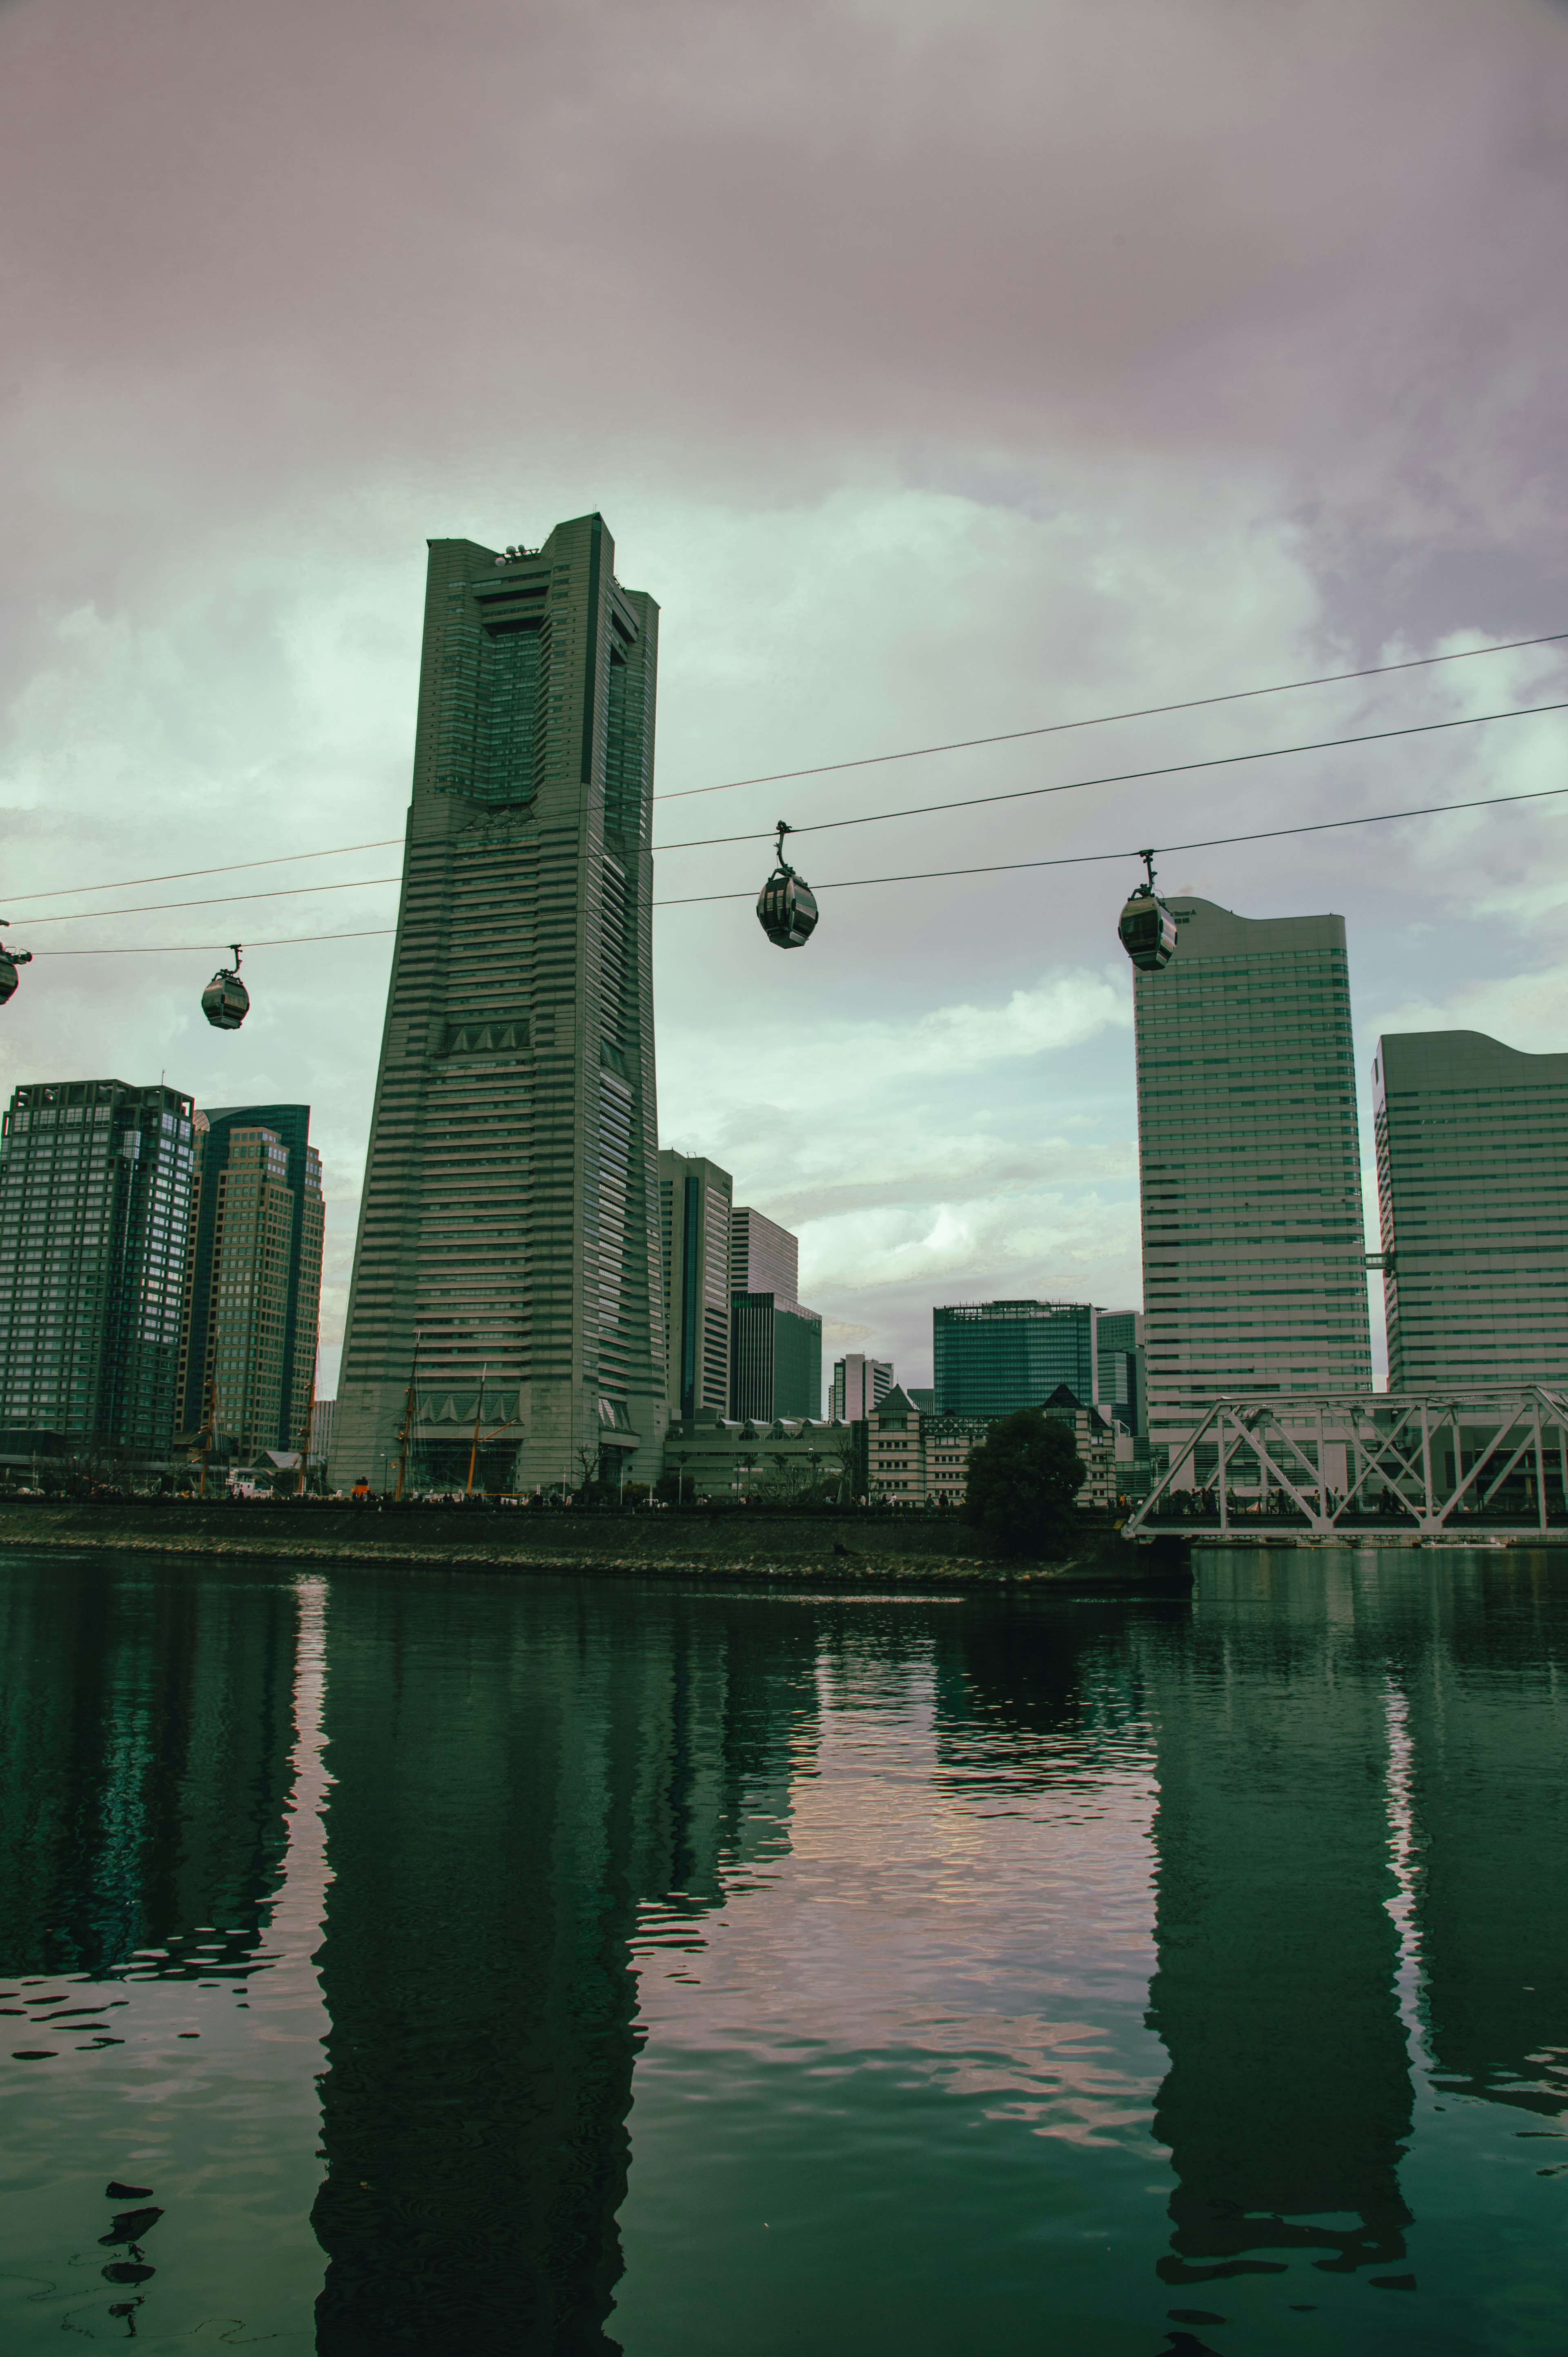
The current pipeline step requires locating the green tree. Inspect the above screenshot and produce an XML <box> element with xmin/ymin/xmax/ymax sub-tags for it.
<box><xmin>963</xmin><ymin>1408</ymin><xmax>1085</xmax><ymax>1558</ymax></box>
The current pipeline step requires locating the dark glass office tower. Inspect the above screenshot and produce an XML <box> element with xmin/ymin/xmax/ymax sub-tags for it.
<box><xmin>331</xmin><ymin>515</ymin><xmax>666</xmax><ymax>1494</ymax></box>
<box><xmin>173</xmin><ymin>1102</ymin><xmax>324</xmax><ymax>1454</ymax></box>
<box><xmin>0</xmin><ymin>1078</ymin><xmax>197</xmax><ymax>1459</ymax></box>
<box><xmin>933</xmin><ymin>1299</ymin><xmax>1097</xmax><ymax>1415</ymax></box>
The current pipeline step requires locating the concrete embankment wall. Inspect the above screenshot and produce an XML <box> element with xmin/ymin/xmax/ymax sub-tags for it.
<box><xmin>0</xmin><ymin>1501</ymin><xmax>1191</xmax><ymax>1591</ymax></box>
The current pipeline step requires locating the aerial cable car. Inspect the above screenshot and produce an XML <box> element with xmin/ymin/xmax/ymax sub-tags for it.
<box><xmin>0</xmin><ymin>928</ymin><xmax>33</xmax><ymax>1009</ymax></box>
<box><xmin>756</xmin><ymin>821</ymin><xmax>819</xmax><ymax>950</ymax></box>
<box><xmin>201</xmin><ymin>944</ymin><xmax>250</xmax><ymax>1031</ymax></box>
<box><xmin>1117</xmin><ymin>850</ymin><xmax>1178</xmax><ymax>974</ymax></box>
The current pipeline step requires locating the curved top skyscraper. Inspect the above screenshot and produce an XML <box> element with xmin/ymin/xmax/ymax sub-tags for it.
<box><xmin>330</xmin><ymin>514</ymin><xmax>665</xmax><ymax>1495</ymax></box>
<box><xmin>1134</xmin><ymin>895</ymin><xmax>1373</xmax><ymax>1466</ymax></box>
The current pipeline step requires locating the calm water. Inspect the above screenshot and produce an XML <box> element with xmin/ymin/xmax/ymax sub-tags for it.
<box><xmin>0</xmin><ymin>1551</ymin><xmax>1564</xmax><ymax>2355</ymax></box>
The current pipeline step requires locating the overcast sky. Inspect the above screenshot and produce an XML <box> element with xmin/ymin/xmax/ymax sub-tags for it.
<box><xmin>3</xmin><ymin>0</ymin><xmax>1567</xmax><ymax>1396</ymax></box>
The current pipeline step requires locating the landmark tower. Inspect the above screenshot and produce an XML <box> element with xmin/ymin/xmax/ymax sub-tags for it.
<box><xmin>331</xmin><ymin>515</ymin><xmax>665</xmax><ymax>1493</ymax></box>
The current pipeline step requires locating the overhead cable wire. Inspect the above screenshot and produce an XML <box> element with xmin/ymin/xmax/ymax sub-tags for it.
<box><xmin>29</xmin><ymin>778</ymin><xmax>1568</xmax><ymax>948</ymax></box>
<box><xmin>17</xmin><ymin>875</ymin><xmax>403</xmax><ymax>928</ymax></box>
<box><xmin>19</xmin><ymin>695</ymin><xmax>1568</xmax><ymax>927</ymax></box>
<box><xmin>650</xmin><ymin>778</ymin><xmax>1568</xmax><ymax>907</ymax></box>
<box><xmin>8</xmin><ymin>838</ymin><xmax>404</xmax><ymax>908</ymax></box>
<box><xmin>653</xmin><ymin>628</ymin><xmax>1568</xmax><ymax>801</ymax></box>
<box><xmin>652</xmin><ymin>696</ymin><xmax>1568</xmax><ymax>852</ymax></box>
<box><xmin>32</xmin><ymin>927</ymin><xmax>401</xmax><ymax>956</ymax></box>
<box><xmin>9</xmin><ymin>627</ymin><xmax>1567</xmax><ymax>906</ymax></box>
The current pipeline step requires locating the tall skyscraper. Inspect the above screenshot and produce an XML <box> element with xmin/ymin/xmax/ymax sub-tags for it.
<box><xmin>832</xmin><ymin>1353</ymin><xmax>894</xmax><ymax>1420</ymax></box>
<box><xmin>1135</xmin><ymin>896</ymin><xmax>1372</xmax><ymax>1465</ymax></box>
<box><xmin>174</xmin><ymin>1104</ymin><xmax>324</xmax><ymax>1457</ymax></box>
<box><xmin>730</xmin><ymin>1205</ymin><xmax>798</xmax><ymax>1300</ymax></box>
<box><xmin>330</xmin><ymin>515</ymin><xmax>665</xmax><ymax>1493</ymax></box>
<box><xmin>0</xmin><ymin>1079</ymin><xmax>198</xmax><ymax>1456</ymax></box>
<box><xmin>659</xmin><ymin>1149</ymin><xmax>733</xmax><ymax>1420</ymax></box>
<box><xmin>1374</xmin><ymin>1028</ymin><xmax>1568</xmax><ymax>1391</ymax></box>
<box><xmin>933</xmin><ymin>1300</ymin><xmax>1097</xmax><ymax>1415</ymax></box>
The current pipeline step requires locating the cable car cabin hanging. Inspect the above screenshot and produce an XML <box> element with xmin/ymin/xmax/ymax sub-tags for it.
<box><xmin>0</xmin><ymin>930</ymin><xmax>32</xmax><ymax>1008</ymax></box>
<box><xmin>1117</xmin><ymin>851</ymin><xmax>1178</xmax><ymax>974</ymax></box>
<box><xmin>201</xmin><ymin>944</ymin><xmax>250</xmax><ymax>1031</ymax></box>
<box><xmin>756</xmin><ymin>821</ymin><xmax>819</xmax><ymax>950</ymax></box>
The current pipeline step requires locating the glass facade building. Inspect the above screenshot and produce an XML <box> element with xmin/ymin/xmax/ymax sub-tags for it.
<box><xmin>174</xmin><ymin>1103</ymin><xmax>324</xmax><ymax>1456</ymax></box>
<box><xmin>0</xmin><ymin>1078</ymin><xmax>197</xmax><ymax>1456</ymax></box>
<box><xmin>933</xmin><ymin>1300</ymin><xmax>1096</xmax><ymax>1416</ymax></box>
<box><xmin>1135</xmin><ymin>896</ymin><xmax>1372</xmax><ymax>1463</ymax></box>
<box><xmin>331</xmin><ymin>514</ymin><xmax>666</xmax><ymax>1494</ymax></box>
<box><xmin>658</xmin><ymin>1149</ymin><xmax>733</xmax><ymax>1420</ymax></box>
<box><xmin>1375</xmin><ymin>1028</ymin><xmax>1568</xmax><ymax>1390</ymax></box>
<box><xmin>1094</xmin><ymin>1308</ymin><xmax>1144</xmax><ymax>1434</ymax></box>
<box><xmin>730</xmin><ymin>1293</ymin><xmax>823</xmax><ymax>1422</ymax></box>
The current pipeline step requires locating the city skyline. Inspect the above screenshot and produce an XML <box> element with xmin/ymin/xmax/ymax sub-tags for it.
<box><xmin>6</xmin><ymin>4</ymin><xmax>1568</xmax><ymax>1407</ymax></box>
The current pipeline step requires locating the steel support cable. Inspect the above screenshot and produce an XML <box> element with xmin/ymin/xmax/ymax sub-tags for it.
<box><xmin>649</xmin><ymin>777</ymin><xmax>1568</xmax><ymax>908</ymax></box>
<box><xmin>17</xmin><ymin>695</ymin><xmax>1568</xmax><ymax>927</ymax></box>
<box><xmin>10</xmin><ymin>626</ymin><xmax>1567</xmax><ymax>906</ymax></box>
<box><xmin>28</xmin><ymin>776</ymin><xmax>1568</xmax><ymax>948</ymax></box>
<box><xmin>651</xmin><ymin>697</ymin><xmax>1568</xmax><ymax>853</ymax></box>
<box><xmin>9</xmin><ymin>840</ymin><xmax>404</xmax><ymax>906</ymax></box>
<box><xmin>17</xmin><ymin>874</ymin><xmax>403</xmax><ymax>927</ymax></box>
<box><xmin>652</xmin><ymin>627</ymin><xmax>1568</xmax><ymax>801</ymax></box>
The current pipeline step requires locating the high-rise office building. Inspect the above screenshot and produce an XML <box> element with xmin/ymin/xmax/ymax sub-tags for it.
<box><xmin>1374</xmin><ymin>1029</ymin><xmax>1568</xmax><ymax>1390</ymax></box>
<box><xmin>1135</xmin><ymin>896</ymin><xmax>1372</xmax><ymax>1464</ymax></box>
<box><xmin>174</xmin><ymin>1104</ymin><xmax>324</xmax><ymax>1457</ymax></box>
<box><xmin>933</xmin><ymin>1300</ymin><xmax>1097</xmax><ymax>1416</ymax></box>
<box><xmin>0</xmin><ymin>1079</ymin><xmax>198</xmax><ymax>1456</ymax></box>
<box><xmin>730</xmin><ymin>1206</ymin><xmax>798</xmax><ymax>1300</ymax></box>
<box><xmin>1094</xmin><ymin>1308</ymin><xmax>1145</xmax><ymax>1435</ymax></box>
<box><xmin>731</xmin><ymin>1292</ymin><xmax>823</xmax><ymax>1421</ymax></box>
<box><xmin>832</xmin><ymin>1353</ymin><xmax>894</xmax><ymax>1420</ymax></box>
<box><xmin>309</xmin><ymin>1399</ymin><xmax>335</xmax><ymax>1470</ymax></box>
<box><xmin>659</xmin><ymin>1149</ymin><xmax>733</xmax><ymax>1420</ymax></box>
<box><xmin>331</xmin><ymin>514</ymin><xmax>665</xmax><ymax>1494</ymax></box>
<box><xmin>725</xmin><ymin>1200</ymin><xmax>819</xmax><ymax>1419</ymax></box>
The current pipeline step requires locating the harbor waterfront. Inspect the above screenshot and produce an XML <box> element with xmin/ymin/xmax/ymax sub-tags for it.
<box><xmin>0</xmin><ymin>1499</ymin><xmax>1187</xmax><ymax>1592</ymax></box>
<box><xmin>2</xmin><ymin>1545</ymin><xmax>1565</xmax><ymax>2355</ymax></box>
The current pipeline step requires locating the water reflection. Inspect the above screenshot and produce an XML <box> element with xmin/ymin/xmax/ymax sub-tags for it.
<box><xmin>0</xmin><ymin>1551</ymin><xmax>1564</xmax><ymax>2355</ymax></box>
<box><xmin>0</xmin><ymin>1556</ymin><xmax>298</xmax><ymax>1980</ymax></box>
<box><xmin>1143</xmin><ymin>1555</ymin><xmax>1414</xmax><ymax>2282</ymax></box>
<box><xmin>309</xmin><ymin>1583</ymin><xmax>823</xmax><ymax>2355</ymax></box>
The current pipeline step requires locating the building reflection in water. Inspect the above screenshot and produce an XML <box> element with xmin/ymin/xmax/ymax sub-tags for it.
<box><xmin>308</xmin><ymin>1579</ymin><xmax>822</xmax><ymax>2357</ymax></box>
<box><xmin>1139</xmin><ymin>1547</ymin><xmax>1568</xmax><ymax>2295</ymax></box>
<box><xmin>1402</xmin><ymin>1558</ymin><xmax>1568</xmax><ymax>2129</ymax></box>
<box><xmin>0</xmin><ymin>1555</ymin><xmax>300</xmax><ymax>1979</ymax></box>
<box><xmin>1142</xmin><ymin>1552</ymin><xmax>1416</xmax><ymax>2283</ymax></box>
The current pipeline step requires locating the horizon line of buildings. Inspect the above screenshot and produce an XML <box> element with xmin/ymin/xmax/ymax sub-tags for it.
<box><xmin>2</xmin><ymin>514</ymin><xmax>1560</xmax><ymax>1498</ymax></box>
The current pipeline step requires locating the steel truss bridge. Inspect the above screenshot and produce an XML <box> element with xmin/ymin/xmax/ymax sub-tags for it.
<box><xmin>1125</xmin><ymin>1386</ymin><xmax>1568</xmax><ymax>1542</ymax></box>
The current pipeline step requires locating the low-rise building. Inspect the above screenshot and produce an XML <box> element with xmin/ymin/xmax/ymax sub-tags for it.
<box><xmin>662</xmin><ymin>1412</ymin><xmax>855</xmax><ymax>1501</ymax></box>
<box><xmin>1041</xmin><ymin>1384</ymin><xmax>1117</xmax><ymax>1509</ymax></box>
<box><xmin>861</xmin><ymin>1383</ymin><xmax>1116</xmax><ymax>1509</ymax></box>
